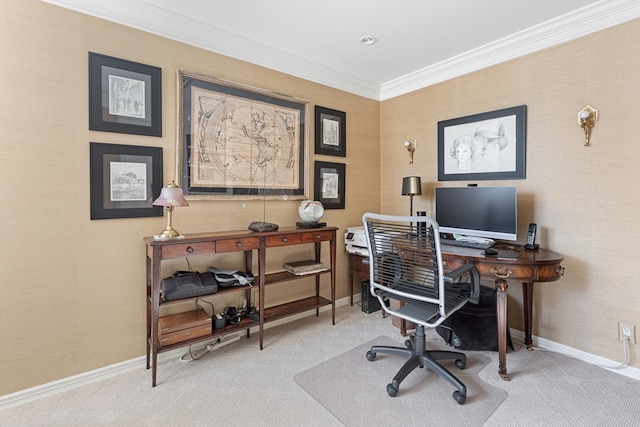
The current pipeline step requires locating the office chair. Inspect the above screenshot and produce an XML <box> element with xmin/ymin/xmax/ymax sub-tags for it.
<box><xmin>362</xmin><ymin>213</ymin><xmax>480</xmax><ymax>404</ymax></box>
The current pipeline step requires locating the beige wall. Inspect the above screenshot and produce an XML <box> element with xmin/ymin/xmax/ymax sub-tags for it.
<box><xmin>0</xmin><ymin>0</ymin><xmax>380</xmax><ymax>396</ymax></box>
<box><xmin>0</xmin><ymin>0</ymin><xmax>637</xmax><ymax>397</ymax></box>
<box><xmin>380</xmin><ymin>20</ymin><xmax>640</xmax><ymax>367</ymax></box>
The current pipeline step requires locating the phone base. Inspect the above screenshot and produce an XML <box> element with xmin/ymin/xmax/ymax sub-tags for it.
<box><xmin>524</xmin><ymin>244</ymin><xmax>539</xmax><ymax>250</ymax></box>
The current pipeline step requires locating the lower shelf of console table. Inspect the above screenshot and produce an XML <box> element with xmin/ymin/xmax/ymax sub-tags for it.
<box><xmin>262</xmin><ymin>295</ymin><xmax>331</xmax><ymax>322</ymax></box>
<box><xmin>152</xmin><ymin>295</ymin><xmax>332</xmax><ymax>353</ymax></box>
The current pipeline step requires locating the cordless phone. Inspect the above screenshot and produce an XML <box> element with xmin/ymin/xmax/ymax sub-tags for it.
<box><xmin>524</xmin><ymin>223</ymin><xmax>539</xmax><ymax>250</ymax></box>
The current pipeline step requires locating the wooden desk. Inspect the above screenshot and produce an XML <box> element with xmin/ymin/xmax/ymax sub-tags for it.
<box><xmin>440</xmin><ymin>244</ymin><xmax>565</xmax><ymax>380</ymax></box>
<box><xmin>347</xmin><ymin>252</ymin><xmax>370</xmax><ymax>306</ymax></box>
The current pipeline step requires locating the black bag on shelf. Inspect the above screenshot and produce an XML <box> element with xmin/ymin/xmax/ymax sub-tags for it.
<box><xmin>161</xmin><ymin>271</ymin><xmax>219</xmax><ymax>302</ymax></box>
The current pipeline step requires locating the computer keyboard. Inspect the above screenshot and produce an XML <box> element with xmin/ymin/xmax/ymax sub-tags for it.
<box><xmin>440</xmin><ymin>238</ymin><xmax>494</xmax><ymax>250</ymax></box>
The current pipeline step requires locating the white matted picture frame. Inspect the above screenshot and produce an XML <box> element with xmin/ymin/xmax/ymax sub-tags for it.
<box><xmin>438</xmin><ymin>105</ymin><xmax>526</xmax><ymax>181</ymax></box>
<box><xmin>89</xmin><ymin>52</ymin><xmax>162</xmax><ymax>136</ymax></box>
<box><xmin>314</xmin><ymin>106</ymin><xmax>346</xmax><ymax>157</ymax></box>
<box><xmin>314</xmin><ymin>161</ymin><xmax>345</xmax><ymax>209</ymax></box>
<box><xmin>89</xmin><ymin>142</ymin><xmax>163</xmax><ymax>219</ymax></box>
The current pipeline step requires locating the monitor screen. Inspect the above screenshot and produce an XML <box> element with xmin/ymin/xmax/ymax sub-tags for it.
<box><xmin>434</xmin><ymin>186</ymin><xmax>517</xmax><ymax>241</ymax></box>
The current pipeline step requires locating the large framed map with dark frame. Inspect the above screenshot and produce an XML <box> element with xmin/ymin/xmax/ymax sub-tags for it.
<box><xmin>177</xmin><ymin>70</ymin><xmax>309</xmax><ymax>200</ymax></box>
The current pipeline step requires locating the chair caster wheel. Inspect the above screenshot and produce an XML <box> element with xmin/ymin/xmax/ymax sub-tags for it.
<box><xmin>455</xmin><ymin>359</ymin><xmax>466</xmax><ymax>370</ymax></box>
<box><xmin>386</xmin><ymin>383</ymin><xmax>398</xmax><ymax>397</ymax></box>
<box><xmin>366</xmin><ymin>351</ymin><xmax>376</xmax><ymax>361</ymax></box>
<box><xmin>453</xmin><ymin>390</ymin><xmax>466</xmax><ymax>405</ymax></box>
<box><xmin>405</xmin><ymin>339</ymin><xmax>413</xmax><ymax>349</ymax></box>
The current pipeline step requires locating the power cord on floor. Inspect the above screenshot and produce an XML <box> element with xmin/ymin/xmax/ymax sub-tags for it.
<box><xmin>179</xmin><ymin>334</ymin><xmax>238</xmax><ymax>362</ymax></box>
<box><xmin>513</xmin><ymin>336</ymin><xmax>631</xmax><ymax>370</ymax></box>
<box><xmin>179</xmin><ymin>338</ymin><xmax>222</xmax><ymax>362</ymax></box>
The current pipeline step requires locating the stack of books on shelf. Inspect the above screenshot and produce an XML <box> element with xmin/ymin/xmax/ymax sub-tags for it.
<box><xmin>284</xmin><ymin>260</ymin><xmax>328</xmax><ymax>275</ymax></box>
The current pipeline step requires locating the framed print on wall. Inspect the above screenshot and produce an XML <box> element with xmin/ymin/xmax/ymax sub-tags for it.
<box><xmin>314</xmin><ymin>161</ymin><xmax>346</xmax><ymax>209</ymax></box>
<box><xmin>437</xmin><ymin>105</ymin><xmax>526</xmax><ymax>181</ymax></box>
<box><xmin>90</xmin><ymin>142</ymin><xmax>163</xmax><ymax>219</ymax></box>
<box><xmin>315</xmin><ymin>106</ymin><xmax>346</xmax><ymax>157</ymax></box>
<box><xmin>89</xmin><ymin>52</ymin><xmax>162</xmax><ymax>136</ymax></box>
<box><xmin>177</xmin><ymin>70</ymin><xmax>309</xmax><ymax>200</ymax></box>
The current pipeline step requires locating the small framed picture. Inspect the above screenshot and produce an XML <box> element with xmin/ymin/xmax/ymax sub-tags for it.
<box><xmin>90</xmin><ymin>142</ymin><xmax>163</xmax><ymax>219</ymax></box>
<box><xmin>315</xmin><ymin>106</ymin><xmax>346</xmax><ymax>157</ymax></box>
<box><xmin>314</xmin><ymin>161</ymin><xmax>346</xmax><ymax>209</ymax></box>
<box><xmin>89</xmin><ymin>52</ymin><xmax>162</xmax><ymax>136</ymax></box>
<box><xmin>437</xmin><ymin>105</ymin><xmax>526</xmax><ymax>181</ymax></box>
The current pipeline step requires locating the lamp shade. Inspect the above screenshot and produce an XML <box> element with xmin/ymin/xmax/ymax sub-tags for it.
<box><xmin>152</xmin><ymin>181</ymin><xmax>189</xmax><ymax>207</ymax></box>
<box><xmin>401</xmin><ymin>176</ymin><xmax>422</xmax><ymax>196</ymax></box>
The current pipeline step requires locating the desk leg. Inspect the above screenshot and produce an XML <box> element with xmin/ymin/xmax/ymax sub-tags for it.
<box><xmin>350</xmin><ymin>273</ymin><xmax>354</xmax><ymax>306</ymax></box>
<box><xmin>495</xmin><ymin>278</ymin><xmax>510</xmax><ymax>381</ymax></box>
<box><xmin>523</xmin><ymin>282</ymin><xmax>534</xmax><ymax>350</ymax></box>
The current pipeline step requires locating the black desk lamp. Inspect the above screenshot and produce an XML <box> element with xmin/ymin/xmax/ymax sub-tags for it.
<box><xmin>402</xmin><ymin>176</ymin><xmax>422</xmax><ymax>217</ymax></box>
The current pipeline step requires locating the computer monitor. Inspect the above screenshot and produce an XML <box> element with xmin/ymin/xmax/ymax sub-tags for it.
<box><xmin>434</xmin><ymin>186</ymin><xmax>517</xmax><ymax>241</ymax></box>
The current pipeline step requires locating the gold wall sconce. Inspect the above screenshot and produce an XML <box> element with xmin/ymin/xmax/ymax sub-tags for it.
<box><xmin>404</xmin><ymin>137</ymin><xmax>416</xmax><ymax>163</ymax></box>
<box><xmin>578</xmin><ymin>105</ymin><xmax>598</xmax><ymax>146</ymax></box>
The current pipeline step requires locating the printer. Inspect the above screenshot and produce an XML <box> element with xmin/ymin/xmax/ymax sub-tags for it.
<box><xmin>345</xmin><ymin>226</ymin><xmax>369</xmax><ymax>256</ymax></box>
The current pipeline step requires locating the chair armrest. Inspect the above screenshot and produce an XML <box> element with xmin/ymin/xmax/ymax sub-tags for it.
<box><xmin>444</xmin><ymin>264</ymin><xmax>480</xmax><ymax>304</ymax></box>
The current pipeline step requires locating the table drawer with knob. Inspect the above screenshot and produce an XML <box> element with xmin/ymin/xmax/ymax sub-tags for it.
<box><xmin>476</xmin><ymin>263</ymin><xmax>534</xmax><ymax>281</ymax></box>
<box><xmin>160</xmin><ymin>242</ymin><xmax>216</xmax><ymax>259</ymax></box>
<box><xmin>265</xmin><ymin>234</ymin><xmax>303</xmax><ymax>247</ymax></box>
<box><xmin>348</xmin><ymin>253</ymin><xmax>370</xmax><ymax>275</ymax></box>
<box><xmin>301</xmin><ymin>230</ymin><xmax>334</xmax><ymax>243</ymax></box>
<box><xmin>216</xmin><ymin>237</ymin><xmax>261</xmax><ymax>253</ymax></box>
<box><xmin>537</xmin><ymin>263</ymin><xmax>565</xmax><ymax>281</ymax></box>
<box><xmin>442</xmin><ymin>257</ymin><xmax>466</xmax><ymax>273</ymax></box>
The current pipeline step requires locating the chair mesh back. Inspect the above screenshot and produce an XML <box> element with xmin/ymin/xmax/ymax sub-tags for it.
<box><xmin>365</xmin><ymin>217</ymin><xmax>441</xmax><ymax>302</ymax></box>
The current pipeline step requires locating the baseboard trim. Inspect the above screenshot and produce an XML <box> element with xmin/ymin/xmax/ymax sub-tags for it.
<box><xmin>509</xmin><ymin>329</ymin><xmax>639</xmax><ymax>380</ymax></box>
<box><xmin>2</xmin><ymin>296</ymin><xmax>637</xmax><ymax>409</ymax></box>
<box><xmin>0</xmin><ymin>296</ymin><xmax>351</xmax><ymax>409</ymax></box>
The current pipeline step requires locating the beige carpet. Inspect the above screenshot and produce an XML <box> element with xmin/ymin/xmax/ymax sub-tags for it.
<box><xmin>2</xmin><ymin>305</ymin><xmax>639</xmax><ymax>426</ymax></box>
<box><xmin>294</xmin><ymin>336</ymin><xmax>507</xmax><ymax>427</ymax></box>
<box><xmin>477</xmin><ymin>345</ymin><xmax>640</xmax><ymax>427</ymax></box>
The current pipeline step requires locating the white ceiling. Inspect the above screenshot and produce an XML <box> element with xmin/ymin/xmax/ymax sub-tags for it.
<box><xmin>43</xmin><ymin>0</ymin><xmax>639</xmax><ymax>100</ymax></box>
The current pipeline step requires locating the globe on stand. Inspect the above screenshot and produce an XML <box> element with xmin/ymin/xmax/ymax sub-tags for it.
<box><xmin>298</xmin><ymin>200</ymin><xmax>325</xmax><ymax>225</ymax></box>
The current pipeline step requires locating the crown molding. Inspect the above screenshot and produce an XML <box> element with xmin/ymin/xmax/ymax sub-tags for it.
<box><xmin>379</xmin><ymin>0</ymin><xmax>640</xmax><ymax>100</ymax></box>
<box><xmin>41</xmin><ymin>0</ymin><xmax>381</xmax><ymax>99</ymax></box>
<box><xmin>42</xmin><ymin>0</ymin><xmax>639</xmax><ymax>101</ymax></box>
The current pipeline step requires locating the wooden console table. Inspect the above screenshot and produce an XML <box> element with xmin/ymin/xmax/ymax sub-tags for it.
<box><xmin>440</xmin><ymin>244</ymin><xmax>565</xmax><ymax>380</ymax></box>
<box><xmin>144</xmin><ymin>226</ymin><xmax>337</xmax><ymax>386</ymax></box>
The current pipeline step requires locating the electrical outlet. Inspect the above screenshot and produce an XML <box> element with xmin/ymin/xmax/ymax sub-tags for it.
<box><xmin>618</xmin><ymin>323</ymin><xmax>636</xmax><ymax>344</ymax></box>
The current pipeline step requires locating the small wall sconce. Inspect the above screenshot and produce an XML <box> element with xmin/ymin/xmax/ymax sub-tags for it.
<box><xmin>578</xmin><ymin>105</ymin><xmax>598</xmax><ymax>146</ymax></box>
<box><xmin>404</xmin><ymin>137</ymin><xmax>416</xmax><ymax>163</ymax></box>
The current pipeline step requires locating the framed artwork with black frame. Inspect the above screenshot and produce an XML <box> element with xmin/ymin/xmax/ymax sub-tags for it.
<box><xmin>177</xmin><ymin>70</ymin><xmax>309</xmax><ymax>200</ymax></box>
<box><xmin>437</xmin><ymin>105</ymin><xmax>526</xmax><ymax>181</ymax></box>
<box><xmin>90</xmin><ymin>142</ymin><xmax>163</xmax><ymax>219</ymax></box>
<box><xmin>315</xmin><ymin>106</ymin><xmax>346</xmax><ymax>157</ymax></box>
<box><xmin>89</xmin><ymin>52</ymin><xmax>162</xmax><ymax>136</ymax></box>
<box><xmin>314</xmin><ymin>161</ymin><xmax>346</xmax><ymax>209</ymax></box>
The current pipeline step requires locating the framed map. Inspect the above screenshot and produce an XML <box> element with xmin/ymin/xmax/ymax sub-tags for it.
<box><xmin>177</xmin><ymin>70</ymin><xmax>309</xmax><ymax>200</ymax></box>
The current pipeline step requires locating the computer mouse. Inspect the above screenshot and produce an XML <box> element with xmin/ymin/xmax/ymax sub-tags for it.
<box><xmin>484</xmin><ymin>248</ymin><xmax>498</xmax><ymax>256</ymax></box>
